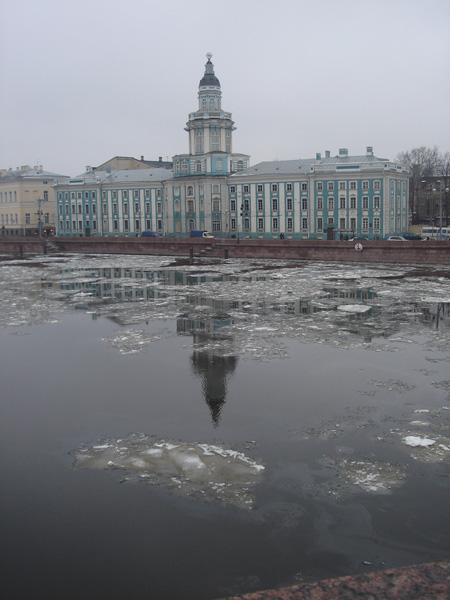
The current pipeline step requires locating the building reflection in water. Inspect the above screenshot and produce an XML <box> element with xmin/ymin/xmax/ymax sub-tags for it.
<box><xmin>177</xmin><ymin>309</ymin><xmax>237</xmax><ymax>428</ymax></box>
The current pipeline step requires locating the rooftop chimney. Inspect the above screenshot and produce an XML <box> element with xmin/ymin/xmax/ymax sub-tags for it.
<box><xmin>325</xmin><ymin>150</ymin><xmax>330</xmax><ymax>158</ymax></box>
<box><xmin>366</xmin><ymin>146</ymin><xmax>374</xmax><ymax>156</ymax></box>
<box><xmin>316</xmin><ymin>152</ymin><xmax>322</xmax><ymax>160</ymax></box>
<box><xmin>339</xmin><ymin>148</ymin><xmax>348</xmax><ymax>158</ymax></box>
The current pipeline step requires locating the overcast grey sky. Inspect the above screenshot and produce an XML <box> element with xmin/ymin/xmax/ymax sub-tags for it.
<box><xmin>1</xmin><ymin>0</ymin><xmax>449</xmax><ymax>176</ymax></box>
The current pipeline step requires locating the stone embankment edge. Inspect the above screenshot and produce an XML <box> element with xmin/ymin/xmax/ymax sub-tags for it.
<box><xmin>0</xmin><ymin>237</ymin><xmax>449</xmax><ymax>265</ymax></box>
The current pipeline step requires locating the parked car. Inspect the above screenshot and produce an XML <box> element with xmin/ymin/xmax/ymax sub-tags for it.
<box><xmin>387</xmin><ymin>236</ymin><xmax>406</xmax><ymax>241</ymax></box>
<box><xmin>348</xmin><ymin>236</ymin><xmax>369</xmax><ymax>241</ymax></box>
<box><xmin>141</xmin><ymin>231</ymin><xmax>159</xmax><ymax>237</ymax></box>
<box><xmin>401</xmin><ymin>233</ymin><xmax>423</xmax><ymax>240</ymax></box>
<box><xmin>189</xmin><ymin>230</ymin><xmax>214</xmax><ymax>238</ymax></box>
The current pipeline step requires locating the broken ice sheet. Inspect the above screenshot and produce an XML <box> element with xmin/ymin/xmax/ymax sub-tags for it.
<box><xmin>72</xmin><ymin>434</ymin><xmax>265</xmax><ymax>509</ymax></box>
<box><xmin>102</xmin><ymin>329</ymin><xmax>163</xmax><ymax>354</ymax></box>
<box><xmin>323</xmin><ymin>457</ymin><xmax>407</xmax><ymax>494</ymax></box>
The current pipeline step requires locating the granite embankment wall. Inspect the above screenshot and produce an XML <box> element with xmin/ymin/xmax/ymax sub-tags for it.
<box><xmin>1</xmin><ymin>237</ymin><xmax>449</xmax><ymax>265</ymax></box>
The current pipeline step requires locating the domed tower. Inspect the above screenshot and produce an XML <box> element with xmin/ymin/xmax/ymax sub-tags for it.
<box><xmin>173</xmin><ymin>53</ymin><xmax>249</xmax><ymax>177</ymax></box>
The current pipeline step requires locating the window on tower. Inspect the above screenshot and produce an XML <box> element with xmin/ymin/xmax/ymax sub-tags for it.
<box><xmin>211</xmin><ymin>130</ymin><xmax>220</xmax><ymax>151</ymax></box>
<box><xmin>195</xmin><ymin>130</ymin><xmax>203</xmax><ymax>153</ymax></box>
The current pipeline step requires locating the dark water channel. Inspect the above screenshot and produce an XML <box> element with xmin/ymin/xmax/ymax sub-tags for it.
<box><xmin>1</xmin><ymin>255</ymin><xmax>449</xmax><ymax>600</ymax></box>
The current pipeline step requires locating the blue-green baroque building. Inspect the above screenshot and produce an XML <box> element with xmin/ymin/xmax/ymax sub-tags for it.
<box><xmin>55</xmin><ymin>55</ymin><xmax>409</xmax><ymax>240</ymax></box>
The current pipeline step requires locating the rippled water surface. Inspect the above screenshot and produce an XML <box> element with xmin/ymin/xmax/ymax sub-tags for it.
<box><xmin>1</xmin><ymin>253</ymin><xmax>449</xmax><ymax>600</ymax></box>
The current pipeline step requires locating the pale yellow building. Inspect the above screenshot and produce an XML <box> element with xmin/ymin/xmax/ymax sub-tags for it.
<box><xmin>0</xmin><ymin>166</ymin><xmax>69</xmax><ymax>236</ymax></box>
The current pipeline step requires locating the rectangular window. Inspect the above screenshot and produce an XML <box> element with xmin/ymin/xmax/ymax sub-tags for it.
<box><xmin>230</xmin><ymin>186</ymin><xmax>236</xmax><ymax>194</ymax></box>
<box><xmin>243</xmin><ymin>185</ymin><xmax>249</xmax><ymax>194</ymax></box>
<box><xmin>231</xmin><ymin>217</ymin><xmax>236</xmax><ymax>230</ymax></box>
<box><xmin>272</xmin><ymin>198</ymin><xmax>278</xmax><ymax>211</ymax></box>
<box><xmin>328</xmin><ymin>217</ymin><xmax>334</xmax><ymax>225</ymax></box>
<box><xmin>362</xmin><ymin>217</ymin><xmax>369</xmax><ymax>229</ymax></box>
<box><xmin>146</xmin><ymin>219</ymin><xmax>151</xmax><ymax>230</ymax></box>
<box><xmin>156</xmin><ymin>189</ymin><xmax>161</xmax><ymax>198</ymax></box>
<box><xmin>317</xmin><ymin>217</ymin><xmax>323</xmax><ymax>230</ymax></box>
<box><xmin>362</xmin><ymin>196</ymin><xmax>369</xmax><ymax>210</ymax></box>
<box><xmin>350</xmin><ymin>181</ymin><xmax>357</xmax><ymax>190</ymax></box>
<box><xmin>134</xmin><ymin>190</ymin><xmax>139</xmax><ymax>199</ymax></box>
<box><xmin>374</xmin><ymin>180</ymin><xmax>380</xmax><ymax>190</ymax></box>
<box><xmin>113</xmin><ymin>203</ymin><xmax>117</xmax><ymax>214</ymax></box>
<box><xmin>258</xmin><ymin>198</ymin><xmax>263</xmax><ymax>211</ymax></box>
<box><xmin>230</xmin><ymin>199</ymin><xmax>236</xmax><ymax>211</ymax></box>
<box><xmin>257</xmin><ymin>184</ymin><xmax>263</xmax><ymax>193</ymax></box>
<box><xmin>374</xmin><ymin>217</ymin><xmax>380</xmax><ymax>229</ymax></box>
<box><xmin>77</xmin><ymin>192</ymin><xmax>82</xmax><ymax>199</ymax></box>
<box><xmin>26</xmin><ymin>213</ymin><xmax>30</xmax><ymax>224</ymax></box>
<box><xmin>339</xmin><ymin>182</ymin><xmax>346</xmax><ymax>190</ymax></box>
<box><xmin>113</xmin><ymin>191</ymin><xmax>117</xmax><ymax>200</ymax></box>
<box><xmin>123</xmin><ymin>191</ymin><xmax>128</xmax><ymax>199</ymax></box>
<box><xmin>301</xmin><ymin>182</ymin><xmax>308</xmax><ymax>192</ymax></box>
<box><xmin>103</xmin><ymin>204</ymin><xmax>107</xmax><ymax>215</ymax></box>
<box><xmin>135</xmin><ymin>220</ymin><xmax>140</xmax><ymax>231</ymax></box>
<box><xmin>350</xmin><ymin>196</ymin><xmax>356</xmax><ymax>209</ymax></box>
<box><xmin>286</xmin><ymin>198</ymin><xmax>293</xmax><ymax>211</ymax></box>
<box><xmin>374</xmin><ymin>196</ymin><xmax>380</xmax><ymax>210</ymax></box>
<box><xmin>302</xmin><ymin>198</ymin><xmax>307</xmax><ymax>210</ymax></box>
<box><xmin>93</xmin><ymin>221</ymin><xmax>97</xmax><ymax>230</ymax></box>
<box><xmin>317</xmin><ymin>182</ymin><xmax>323</xmax><ymax>192</ymax></box>
<box><xmin>287</xmin><ymin>217</ymin><xmax>293</xmax><ymax>230</ymax></box>
<box><xmin>244</xmin><ymin>199</ymin><xmax>249</xmax><ymax>211</ymax></box>
<box><xmin>92</xmin><ymin>191</ymin><xmax>96</xmax><ymax>199</ymax></box>
<box><xmin>188</xmin><ymin>200</ymin><xmax>194</xmax><ymax>213</ymax></box>
<box><xmin>114</xmin><ymin>220</ymin><xmax>118</xmax><ymax>231</ymax></box>
<box><xmin>286</xmin><ymin>183</ymin><xmax>292</xmax><ymax>192</ymax></box>
<box><xmin>328</xmin><ymin>198</ymin><xmax>334</xmax><ymax>210</ymax></box>
<box><xmin>362</xmin><ymin>181</ymin><xmax>369</xmax><ymax>190</ymax></box>
<box><xmin>134</xmin><ymin>202</ymin><xmax>139</xmax><ymax>213</ymax></box>
<box><xmin>258</xmin><ymin>217</ymin><xmax>264</xmax><ymax>230</ymax></box>
<box><xmin>350</xmin><ymin>217</ymin><xmax>356</xmax><ymax>230</ymax></box>
<box><xmin>145</xmin><ymin>189</ymin><xmax>150</xmax><ymax>199</ymax></box>
<box><xmin>340</xmin><ymin>218</ymin><xmax>346</xmax><ymax>229</ymax></box>
<box><xmin>302</xmin><ymin>217</ymin><xmax>308</xmax><ymax>230</ymax></box>
<box><xmin>339</xmin><ymin>197</ymin><xmax>346</xmax><ymax>209</ymax></box>
<box><xmin>244</xmin><ymin>217</ymin><xmax>250</xmax><ymax>231</ymax></box>
<box><xmin>272</xmin><ymin>217</ymin><xmax>278</xmax><ymax>230</ymax></box>
<box><xmin>157</xmin><ymin>202</ymin><xmax>162</xmax><ymax>215</ymax></box>
<box><xmin>327</xmin><ymin>182</ymin><xmax>334</xmax><ymax>192</ymax></box>
<box><xmin>92</xmin><ymin>205</ymin><xmax>96</xmax><ymax>214</ymax></box>
<box><xmin>85</xmin><ymin>204</ymin><xmax>90</xmax><ymax>214</ymax></box>
<box><xmin>272</xmin><ymin>184</ymin><xmax>278</xmax><ymax>192</ymax></box>
<box><xmin>317</xmin><ymin>197</ymin><xmax>323</xmax><ymax>210</ymax></box>
<box><xmin>84</xmin><ymin>192</ymin><xmax>89</xmax><ymax>200</ymax></box>
<box><xmin>124</xmin><ymin>204</ymin><xmax>129</xmax><ymax>215</ymax></box>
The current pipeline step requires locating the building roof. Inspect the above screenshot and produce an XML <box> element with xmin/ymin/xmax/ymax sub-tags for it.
<box><xmin>67</xmin><ymin>168</ymin><xmax>173</xmax><ymax>186</ymax></box>
<box><xmin>232</xmin><ymin>152</ymin><xmax>400</xmax><ymax>178</ymax></box>
<box><xmin>1</xmin><ymin>167</ymin><xmax>69</xmax><ymax>180</ymax></box>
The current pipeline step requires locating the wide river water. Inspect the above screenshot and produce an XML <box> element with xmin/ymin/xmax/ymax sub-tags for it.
<box><xmin>1</xmin><ymin>253</ymin><xmax>449</xmax><ymax>600</ymax></box>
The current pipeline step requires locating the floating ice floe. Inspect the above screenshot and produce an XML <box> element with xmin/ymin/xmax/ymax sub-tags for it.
<box><xmin>403</xmin><ymin>436</ymin><xmax>435</xmax><ymax>447</ymax></box>
<box><xmin>337</xmin><ymin>305</ymin><xmax>371</xmax><ymax>313</ymax></box>
<box><xmin>72</xmin><ymin>434</ymin><xmax>264</xmax><ymax>509</ymax></box>
<box><xmin>323</xmin><ymin>458</ymin><xmax>407</xmax><ymax>495</ymax></box>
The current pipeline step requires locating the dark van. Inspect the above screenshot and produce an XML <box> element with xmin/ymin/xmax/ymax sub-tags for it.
<box><xmin>141</xmin><ymin>231</ymin><xmax>158</xmax><ymax>237</ymax></box>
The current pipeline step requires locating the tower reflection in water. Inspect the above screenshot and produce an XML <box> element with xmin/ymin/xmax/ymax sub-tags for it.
<box><xmin>177</xmin><ymin>310</ymin><xmax>237</xmax><ymax>427</ymax></box>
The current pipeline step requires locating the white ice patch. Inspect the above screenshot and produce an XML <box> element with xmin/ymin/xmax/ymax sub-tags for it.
<box><xmin>403</xmin><ymin>436</ymin><xmax>436</xmax><ymax>447</ymax></box>
<box><xmin>72</xmin><ymin>434</ymin><xmax>264</xmax><ymax>509</ymax></box>
<box><xmin>337</xmin><ymin>305</ymin><xmax>371</xmax><ymax>313</ymax></box>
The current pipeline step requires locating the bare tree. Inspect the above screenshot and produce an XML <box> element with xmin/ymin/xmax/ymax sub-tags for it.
<box><xmin>396</xmin><ymin>146</ymin><xmax>441</xmax><ymax>223</ymax></box>
<box><xmin>436</xmin><ymin>151</ymin><xmax>450</xmax><ymax>226</ymax></box>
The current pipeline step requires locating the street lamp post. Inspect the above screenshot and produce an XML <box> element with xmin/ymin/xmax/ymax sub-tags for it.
<box><xmin>432</xmin><ymin>181</ymin><xmax>449</xmax><ymax>239</ymax></box>
<box><xmin>36</xmin><ymin>197</ymin><xmax>48</xmax><ymax>237</ymax></box>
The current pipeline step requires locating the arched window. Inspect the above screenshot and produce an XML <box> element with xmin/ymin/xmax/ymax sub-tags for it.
<box><xmin>209</xmin><ymin>98</ymin><xmax>215</xmax><ymax>110</ymax></box>
<box><xmin>210</xmin><ymin>130</ymin><xmax>219</xmax><ymax>152</ymax></box>
<box><xmin>187</xmin><ymin>186</ymin><xmax>194</xmax><ymax>196</ymax></box>
<box><xmin>212</xmin><ymin>199</ymin><xmax>220</xmax><ymax>212</ymax></box>
<box><xmin>212</xmin><ymin>216</ymin><xmax>221</xmax><ymax>232</ymax></box>
<box><xmin>202</xmin><ymin>98</ymin><xmax>207</xmax><ymax>110</ymax></box>
<box><xmin>174</xmin><ymin>200</ymin><xmax>180</xmax><ymax>213</ymax></box>
<box><xmin>196</xmin><ymin>161</ymin><xmax>202</xmax><ymax>172</ymax></box>
<box><xmin>212</xmin><ymin>184</ymin><xmax>220</xmax><ymax>194</ymax></box>
<box><xmin>188</xmin><ymin>218</ymin><xmax>195</xmax><ymax>231</ymax></box>
<box><xmin>216</xmin><ymin>158</ymin><xmax>223</xmax><ymax>171</ymax></box>
<box><xmin>237</xmin><ymin>160</ymin><xmax>244</xmax><ymax>172</ymax></box>
<box><xmin>181</xmin><ymin>160</ymin><xmax>189</xmax><ymax>174</ymax></box>
<box><xmin>195</xmin><ymin>130</ymin><xmax>203</xmax><ymax>153</ymax></box>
